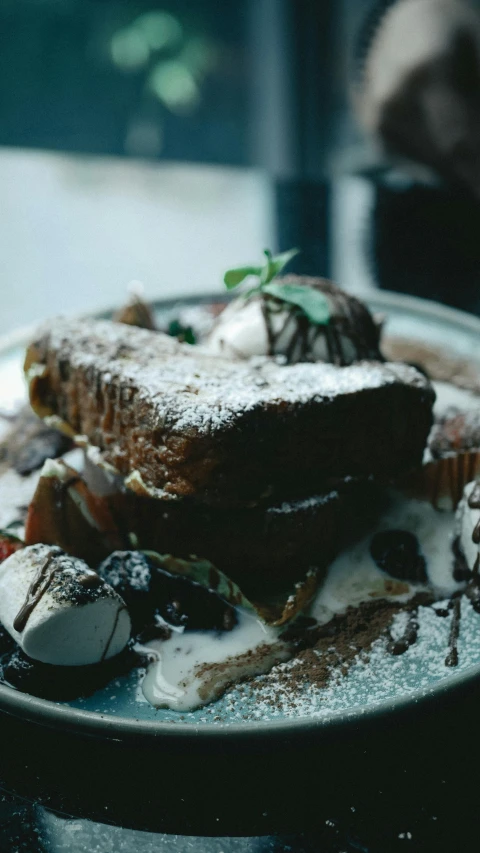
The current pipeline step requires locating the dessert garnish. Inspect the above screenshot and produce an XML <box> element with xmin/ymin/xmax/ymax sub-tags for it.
<box><xmin>98</xmin><ymin>550</ymin><xmax>237</xmax><ymax>634</ymax></box>
<box><xmin>370</xmin><ymin>530</ymin><xmax>428</xmax><ymax>584</ymax></box>
<box><xmin>167</xmin><ymin>319</ymin><xmax>196</xmax><ymax>345</ymax></box>
<box><xmin>206</xmin><ymin>248</ymin><xmax>382</xmax><ymax>364</ymax></box>
<box><xmin>0</xmin><ymin>544</ymin><xmax>131</xmax><ymax>666</ymax></box>
<box><xmin>0</xmin><ymin>530</ymin><xmax>23</xmax><ymax>563</ymax></box>
<box><xmin>113</xmin><ymin>281</ymin><xmax>157</xmax><ymax>331</ymax></box>
<box><xmin>401</xmin><ymin>398</ymin><xmax>480</xmax><ymax>511</ymax></box>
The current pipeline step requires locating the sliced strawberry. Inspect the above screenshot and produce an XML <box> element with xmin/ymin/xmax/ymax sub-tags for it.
<box><xmin>0</xmin><ymin>531</ymin><xmax>23</xmax><ymax>564</ymax></box>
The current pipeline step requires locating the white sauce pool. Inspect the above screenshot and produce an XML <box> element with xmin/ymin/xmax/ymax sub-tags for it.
<box><xmin>138</xmin><ymin>611</ymin><xmax>290</xmax><ymax>712</ymax></box>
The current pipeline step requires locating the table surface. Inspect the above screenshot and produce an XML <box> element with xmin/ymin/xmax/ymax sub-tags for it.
<box><xmin>1</xmin><ymin>148</ymin><xmax>479</xmax><ymax>852</ymax></box>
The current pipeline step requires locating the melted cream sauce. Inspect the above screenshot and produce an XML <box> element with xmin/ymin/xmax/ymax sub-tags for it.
<box><xmin>311</xmin><ymin>493</ymin><xmax>457</xmax><ymax>626</ymax></box>
<box><xmin>137</xmin><ymin>611</ymin><xmax>290</xmax><ymax>712</ymax></box>
<box><xmin>0</xmin><ymin>407</ymin><xmax>461</xmax><ymax>713</ymax></box>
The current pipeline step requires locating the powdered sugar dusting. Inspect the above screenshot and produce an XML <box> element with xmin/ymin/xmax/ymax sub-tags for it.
<box><xmin>36</xmin><ymin>319</ymin><xmax>432</xmax><ymax>437</ymax></box>
<box><xmin>267</xmin><ymin>490</ymin><xmax>339</xmax><ymax>516</ymax></box>
<box><xmin>233</xmin><ymin>599</ymin><xmax>478</xmax><ymax>722</ymax></box>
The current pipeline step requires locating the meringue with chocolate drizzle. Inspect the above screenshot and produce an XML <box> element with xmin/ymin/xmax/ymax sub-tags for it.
<box><xmin>206</xmin><ymin>276</ymin><xmax>383</xmax><ymax>365</ymax></box>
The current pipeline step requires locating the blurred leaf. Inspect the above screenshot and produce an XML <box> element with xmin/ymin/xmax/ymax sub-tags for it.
<box><xmin>261</xmin><ymin>247</ymin><xmax>299</xmax><ymax>284</ymax></box>
<box><xmin>143</xmin><ymin>552</ymin><xmax>320</xmax><ymax>626</ymax></box>
<box><xmin>134</xmin><ymin>12</ymin><xmax>183</xmax><ymax>51</ymax></box>
<box><xmin>223</xmin><ymin>248</ymin><xmax>299</xmax><ymax>292</ymax></box>
<box><xmin>181</xmin><ymin>36</ymin><xmax>218</xmax><ymax>77</ymax></box>
<box><xmin>263</xmin><ymin>282</ymin><xmax>330</xmax><ymax>325</ymax></box>
<box><xmin>223</xmin><ymin>266</ymin><xmax>262</xmax><ymax>289</ymax></box>
<box><xmin>110</xmin><ymin>28</ymin><xmax>149</xmax><ymax>72</ymax></box>
<box><xmin>148</xmin><ymin>60</ymin><xmax>200</xmax><ymax>114</ymax></box>
<box><xmin>168</xmin><ymin>320</ymin><xmax>196</xmax><ymax>344</ymax></box>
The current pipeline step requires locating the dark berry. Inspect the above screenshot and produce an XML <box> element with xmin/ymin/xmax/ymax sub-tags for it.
<box><xmin>98</xmin><ymin>551</ymin><xmax>153</xmax><ymax>631</ymax></box>
<box><xmin>98</xmin><ymin>551</ymin><xmax>237</xmax><ymax>634</ymax></box>
<box><xmin>370</xmin><ymin>530</ymin><xmax>428</xmax><ymax>583</ymax></box>
<box><xmin>151</xmin><ymin>566</ymin><xmax>237</xmax><ymax>633</ymax></box>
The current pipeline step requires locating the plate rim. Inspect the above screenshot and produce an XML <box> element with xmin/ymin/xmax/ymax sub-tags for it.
<box><xmin>1</xmin><ymin>288</ymin><xmax>480</xmax><ymax>742</ymax></box>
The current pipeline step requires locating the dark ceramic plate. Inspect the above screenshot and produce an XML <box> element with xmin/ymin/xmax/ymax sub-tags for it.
<box><xmin>0</xmin><ymin>291</ymin><xmax>479</xmax><ymax>834</ymax></box>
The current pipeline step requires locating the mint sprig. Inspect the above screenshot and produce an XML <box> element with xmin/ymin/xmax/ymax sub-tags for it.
<box><xmin>223</xmin><ymin>248</ymin><xmax>299</xmax><ymax>291</ymax></box>
<box><xmin>263</xmin><ymin>281</ymin><xmax>330</xmax><ymax>325</ymax></box>
<box><xmin>223</xmin><ymin>248</ymin><xmax>331</xmax><ymax>326</ymax></box>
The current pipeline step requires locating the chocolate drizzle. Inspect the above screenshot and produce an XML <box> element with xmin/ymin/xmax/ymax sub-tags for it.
<box><xmin>13</xmin><ymin>552</ymin><xmax>58</xmax><ymax>633</ymax></box>
<box><xmin>468</xmin><ymin>482</ymin><xmax>480</xmax><ymax>508</ymax></box>
<box><xmin>261</xmin><ymin>276</ymin><xmax>383</xmax><ymax>366</ymax></box>
<box><xmin>452</xmin><ymin>536</ymin><xmax>473</xmax><ymax>582</ymax></box>
<box><xmin>101</xmin><ymin>606</ymin><xmax>126</xmax><ymax>662</ymax></box>
<box><xmin>13</xmin><ymin>549</ymin><xmax>104</xmax><ymax>634</ymax></box>
<box><xmin>465</xmin><ymin>569</ymin><xmax>480</xmax><ymax>613</ymax></box>
<box><xmin>385</xmin><ymin>595</ymin><xmax>463</xmax><ymax>667</ymax></box>
<box><xmin>387</xmin><ymin>610</ymin><xmax>419</xmax><ymax>655</ymax></box>
<box><xmin>468</xmin><ymin>481</ymin><xmax>480</xmax><ymax>544</ymax></box>
<box><xmin>445</xmin><ymin>597</ymin><xmax>461</xmax><ymax>667</ymax></box>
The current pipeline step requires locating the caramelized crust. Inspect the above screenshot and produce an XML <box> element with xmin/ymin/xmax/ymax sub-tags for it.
<box><xmin>25</xmin><ymin>319</ymin><xmax>435</xmax><ymax>506</ymax></box>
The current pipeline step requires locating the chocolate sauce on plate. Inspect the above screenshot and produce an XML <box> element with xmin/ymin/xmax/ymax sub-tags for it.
<box><xmin>387</xmin><ymin>610</ymin><xmax>419</xmax><ymax>656</ymax></box>
<box><xmin>468</xmin><ymin>481</ymin><xmax>480</xmax><ymax>544</ymax></box>
<box><xmin>445</xmin><ymin>597</ymin><xmax>461</xmax><ymax>667</ymax></box>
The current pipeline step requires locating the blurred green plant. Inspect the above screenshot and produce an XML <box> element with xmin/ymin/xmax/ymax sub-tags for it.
<box><xmin>109</xmin><ymin>8</ymin><xmax>219</xmax><ymax>122</ymax></box>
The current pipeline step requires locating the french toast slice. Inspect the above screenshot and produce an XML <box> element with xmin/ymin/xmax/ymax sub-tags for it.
<box><xmin>25</xmin><ymin>319</ymin><xmax>435</xmax><ymax>506</ymax></box>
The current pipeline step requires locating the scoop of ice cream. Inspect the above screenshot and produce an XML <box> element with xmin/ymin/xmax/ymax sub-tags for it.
<box><xmin>0</xmin><ymin>544</ymin><xmax>131</xmax><ymax>665</ymax></box>
<box><xmin>455</xmin><ymin>480</ymin><xmax>480</xmax><ymax>572</ymax></box>
<box><xmin>205</xmin><ymin>277</ymin><xmax>382</xmax><ymax>365</ymax></box>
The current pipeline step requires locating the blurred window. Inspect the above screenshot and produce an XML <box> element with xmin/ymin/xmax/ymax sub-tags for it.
<box><xmin>0</xmin><ymin>0</ymin><xmax>250</xmax><ymax>163</ymax></box>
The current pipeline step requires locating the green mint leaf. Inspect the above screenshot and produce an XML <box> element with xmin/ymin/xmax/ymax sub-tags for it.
<box><xmin>183</xmin><ymin>327</ymin><xmax>196</xmax><ymax>345</ymax></box>
<box><xmin>168</xmin><ymin>320</ymin><xmax>197</xmax><ymax>344</ymax></box>
<box><xmin>262</xmin><ymin>247</ymin><xmax>299</xmax><ymax>284</ymax></box>
<box><xmin>223</xmin><ymin>266</ymin><xmax>263</xmax><ymax>290</ymax></box>
<box><xmin>262</xmin><ymin>282</ymin><xmax>330</xmax><ymax>325</ymax></box>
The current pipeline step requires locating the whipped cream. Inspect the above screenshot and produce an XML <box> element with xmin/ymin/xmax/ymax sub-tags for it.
<box><xmin>205</xmin><ymin>279</ymin><xmax>381</xmax><ymax>365</ymax></box>
<box><xmin>206</xmin><ymin>295</ymin><xmax>360</xmax><ymax>363</ymax></box>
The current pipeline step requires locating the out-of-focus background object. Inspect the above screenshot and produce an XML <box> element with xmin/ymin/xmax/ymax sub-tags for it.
<box><xmin>357</xmin><ymin>0</ymin><xmax>480</xmax><ymax>195</ymax></box>
<box><xmin>1</xmin><ymin>0</ymin><xmax>480</xmax><ymax>331</ymax></box>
